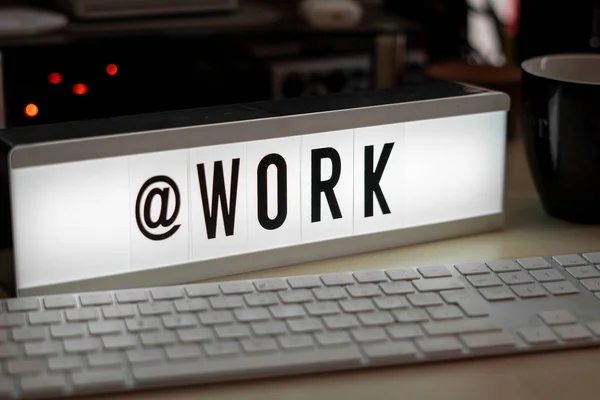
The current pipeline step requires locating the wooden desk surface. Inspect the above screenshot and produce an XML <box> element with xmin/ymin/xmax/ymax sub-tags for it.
<box><xmin>7</xmin><ymin>136</ymin><xmax>600</xmax><ymax>399</ymax></box>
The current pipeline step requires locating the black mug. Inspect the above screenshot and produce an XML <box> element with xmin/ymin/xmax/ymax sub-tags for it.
<box><xmin>521</xmin><ymin>54</ymin><xmax>600</xmax><ymax>224</ymax></box>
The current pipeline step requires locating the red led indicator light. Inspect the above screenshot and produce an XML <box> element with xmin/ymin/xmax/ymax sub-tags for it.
<box><xmin>48</xmin><ymin>73</ymin><xmax>63</xmax><ymax>84</ymax></box>
<box><xmin>73</xmin><ymin>83</ymin><xmax>88</xmax><ymax>95</ymax></box>
<box><xmin>106</xmin><ymin>64</ymin><xmax>118</xmax><ymax>76</ymax></box>
<box><xmin>25</xmin><ymin>103</ymin><xmax>39</xmax><ymax>117</ymax></box>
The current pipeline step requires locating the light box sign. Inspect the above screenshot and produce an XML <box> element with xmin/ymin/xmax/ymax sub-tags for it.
<box><xmin>0</xmin><ymin>82</ymin><xmax>509</xmax><ymax>296</ymax></box>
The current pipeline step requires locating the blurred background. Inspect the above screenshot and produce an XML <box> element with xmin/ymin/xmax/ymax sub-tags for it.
<box><xmin>0</xmin><ymin>0</ymin><xmax>597</xmax><ymax>129</ymax></box>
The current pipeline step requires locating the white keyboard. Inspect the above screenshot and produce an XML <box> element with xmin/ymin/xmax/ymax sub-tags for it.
<box><xmin>2</xmin><ymin>252</ymin><xmax>600</xmax><ymax>399</ymax></box>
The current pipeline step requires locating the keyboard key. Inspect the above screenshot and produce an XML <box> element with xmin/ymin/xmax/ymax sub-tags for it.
<box><xmin>517</xmin><ymin>257</ymin><xmax>552</xmax><ymax>270</ymax></box>
<box><xmin>88</xmin><ymin>321</ymin><xmax>125</xmax><ymax>336</ymax></box>
<box><xmin>209</xmin><ymin>296</ymin><xmax>244</xmax><ymax>310</ymax></box>
<box><xmin>511</xmin><ymin>283</ymin><xmax>547</xmax><ymax>298</ymax></box>
<box><xmin>72</xmin><ymin>370</ymin><xmax>126</xmax><ymax>391</ymax></box>
<box><xmin>50</xmin><ymin>324</ymin><xmax>86</xmax><ymax>339</ymax></box>
<box><xmin>254</xmin><ymin>278</ymin><xmax>289</xmax><ymax>292</ymax></box>
<box><xmin>373</xmin><ymin>296</ymin><xmax>409</xmax><ymax>310</ymax></box>
<box><xmin>363</xmin><ymin>341</ymin><xmax>418</xmax><ymax>363</ymax></box>
<box><xmin>177</xmin><ymin>328</ymin><xmax>213</xmax><ymax>343</ymax></box>
<box><xmin>25</xmin><ymin>342</ymin><xmax>60</xmax><ymax>356</ymax></box>
<box><xmin>543</xmin><ymin>281</ymin><xmax>579</xmax><ymax>295</ymax></box>
<box><xmin>461</xmin><ymin>332</ymin><xmax>516</xmax><ymax>351</ymax></box>
<box><xmin>422</xmin><ymin>318</ymin><xmax>500</xmax><ymax>336</ymax></box>
<box><xmin>312</xmin><ymin>287</ymin><xmax>348</xmax><ymax>301</ymax></box>
<box><xmin>340</xmin><ymin>299</ymin><xmax>374</xmax><ymax>313</ymax></box>
<box><xmin>416</xmin><ymin>337</ymin><xmax>463</xmax><ymax>355</ymax></box>
<box><xmin>88</xmin><ymin>352</ymin><xmax>124</xmax><ymax>368</ymax></box>
<box><xmin>320</xmin><ymin>273</ymin><xmax>356</xmax><ymax>286</ymax></box>
<box><xmin>162</xmin><ymin>314</ymin><xmax>198</xmax><ymax>329</ymax></box>
<box><xmin>150</xmin><ymin>287</ymin><xmax>184</xmax><ymax>301</ymax></box>
<box><xmin>583</xmin><ymin>252</ymin><xmax>600</xmax><ymax>264</ymax></box>
<box><xmin>125</xmin><ymin>318</ymin><xmax>160</xmax><ymax>333</ymax></box>
<box><xmin>20</xmin><ymin>374</ymin><xmax>66</xmax><ymax>396</ymax></box>
<box><xmin>417</xmin><ymin>265</ymin><xmax>452</xmax><ymax>278</ymax></box>
<box><xmin>270</xmin><ymin>305</ymin><xmax>306</xmax><ymax>319</ymax></box>
<box><xmin>467</xmin><ymin>275</ymin><xmax>503</xmax><ymax>288</ymax></box>
<box><xmin>5</xmin><ymin>359</ymin><xmax>46</xmax><ymax>375</ymax></box>
<box><xmin>385</xmin><ymin>268</ymin><xmax>420</xmax><ymax>281</ymax></box>
<box><xmin>79</xmin><ymin>293</ymin><xmax>113</xmax><ymax>307</ymax></box>
<box><xmin>244</xmin><ymin>293</ymin><xmax>279</xmax><ymax>307</ymax></box>
<box><xmin>138</xmin><ymin>302</ymin><xmax>173</xmax><ymax>316</ymax></box>
<box><xmin>379</xmin><ymin>281</ymin><xmax>414</xmax><ymax>295</ymax></box>
<box><xmin>407</xmin><ymin>293</ymin><xmax>443</xmax><ymax>307</ymax></box>
<box><xmin>357</xmin><ymin>312</ymin><xmax>395</xmax><ymax>326</ymax></box>
<box><xmin>133</xmin><ymin>347</ymin><xmax>362</xmax><ymax>383</ymax></box>
<box><xmin>531</xmin><ymin>269</ymin><xmax>565</xmax><ymax>282</ymax></box>
<box><xmin>64</xmin><ymin>338</ymin><xmax>99</xmax><ymax>354</ymax></box>
<box><xmin>251</xmin><ymin>321</ymin><xmax>288</xmax><ymax>336</ymax></box>
<box><xmin>351</xmin><ymin>327</ymin><xmax>387</xmax><ymax>343</ymax></box>
<box><xmin>454</xmin><ymin>263</ymin><xmax>490</xmax><ymax>275</ymax></box>
<box><xmin>440</xmin><ymin>290</ymin><xmax>472</xmax><ymax>304</ymax></box>
<box><xmin>392</xmin><ymin>309</ymin><xmax>429</xmax><ymax>323</ymax></box>
<box><xmin>479</xmin><ymin>287</ymin><xmax>516</xmax><ymax>301</ymax></box>
<box><xmin>234</xmin><ymin>308</ymin><xmax>270</xmax><ymax>322</ymax></box>
<box><xmin>199</xmin><ymin>311</ymin><xmax>234</xmax><ymax>325</ymax></box>
<box><xmin>48</xmin><ymin>356</ymin><xmax>83</xmax><ymax>371</ymax></box>
<box><xmin>305</xmin><ymin>302</ymin><xmax>341</xmax><ymax>316</ymax></box>
<box><xmin>486</xmin><ymin>260</ymin><xmax>521</xmax><ymax>273</ymax></box>
<box><xmin>278</xmin><ymin>335</ymin><xmax>314</xmax><ymax>350</ymax></box>
<box><xmin>518</xmin><ymin>326</ymin><xmax>558</xmax><ymax>344</ymax></box>
<box><xmin>386</xmin><ymin>324</ymin><xmax>423</xmax><ymax>339</ymax></box>
<box><xmin>103</xmin><ymin>335</ymin><xmax>137</xmax><ymax>350</ymax></box>
<box><xmin>241</xmin><ymin>338</ymin><xmax>278</xmax><ymax>354</ymax></box>
<box><xmin>287</xmin><ymin>276</ymin><xmax>321</xmax><ymax>289</ymax></box>
<box><xmin>43</xmin><ymin>295</ymin><xmax>77</xmax><ymax>309</ymax></box>
<box><xmin>166</xmin><ymin>345</ymin><xmax>202</xmax><ymax>360</ymax></box>
<box><xmin>353</xmin><ymin>270</ymin><xmax>388</xmax><ymax>283</ymax></box>
<box><xmin>6</xmin><ymin>298</ymin><xmax>39</xmax><ymax>312</ymax></box>
<box><xmin>498</xmin><ymin>271</ymin><xmax>534</xmax><ymax>285</ymax></box>
<box><xmin>115</xmin><ymin>291</ymin><xmax>148</xmax><ymax>304</ymax></box>
<box><xmin>553</xmin><ymin>324</ymin><xmax>592</xmax><ymax>341</ymax></box>
<box><xmin>586</xmin><ymin>321</ymin><xmax>600</xmax><ymax>335</ymax></box>
<box><xmin>215</xmin><ymin>325</ymin><xmax>251</xmax><ymax>339</ymax></box>
<box><xmin>203</xmin><ymin>342</ymin><xmax>239</xmax><ymax>357</ymax></box>
<box><xmin>173</xmin><ymin>299</ymin><xmax>209</xmax><ymax>312</ymax></box>
<box><xmin>427</xmin><ymin>305</ymin><xmax>464</xmax><ymax>320</ymax></box>
<box><xmin>12</xmin><ymin>327</ymin><xmax>46</xmax><ymax>342</ymax></box>
<box><xmin>279</xmin><ymin>290</ymin><xmax>313</xmax><ymax>303</ymax></box>
<box><xmin>315</xmin><ymin>331</ymin><xmax>352</xmax><ymax>347</ymax></box>
<box><xmin>413</xmin><ymin>278</ymin><xmax>463</xmax><ymax>292</ymax></box>
<box><xmin>219</xmin><ymin>282</ymin><xmax>254</xmax><ymax>295</ymax></box>
<box><xmin>185</xmin><ymin>284</ymin><xmax>220</xmax><ymax>297</ymax></box>
<box><xmin>580</xmin><ymin>278</ymin><xmax>600</xmax><ymax>292</ymax></box>
<box><xmin>458</xmin><ymin>300</ymin><xmax>489</xmax><ymax>317</ymax></box>
<box><xmin>347</xmin><ymin>284</ymin><xmax>381</xmax><ymax>298</ymax></box>
<box><xmin>0</xmin><ymin>344</ymin><xmax>21</xmax><ymax>359</ymax></box>
<box><xmin>566</xmin><ymin>266</ymin><xmax>600</xmax><ymax>279</ymax></box>
<box><xmin>539</xmin><ymin>310</ymin><xmax>577</xmax><ymax>325</ymax></box>
<box><xmin>29</xmin><ymin>311</ymin><xmax>61</xmax><ymax>325</ymax></box>
<box><xmin>324</xmin><ymin>315</ymin><xmax>359</xmax><ymax>330</ymax></box>
<box><xmin>553</xmin><ymin>254</ymin><xmax>587</xmax><ymax>267</ymax></box>
<box><xmin>66</xmin><ymin>308</ymin><xmax>98</xmax><ymax>322</ymax></box>
<box><xmin>0</xmin><ymin>314</ymin><xmax>25</xmax><ymax>328</ymax></box>
<box><xmin>141</xmin><ymin>331</ymin><xmax>177</xmax><ymax>346</ymax></box>
<box><xmin>288</xmin><ymin>318</ymin><xmax>323</xmax><ymax>333</ymax></box>
<box><xmin>102</xmin><ymin>305</ymin><xmax>135</xmax><ymax>319</ymax></box>
<box><xmin>127</xmin><ymin>349</ymin><xmax>163</xmax><ymax>365</ymax></box>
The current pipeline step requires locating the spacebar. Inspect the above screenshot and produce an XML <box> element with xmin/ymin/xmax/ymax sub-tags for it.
<box><xmin>133</xmin><ymin>347</ymin><xmax>363</xmax><ymax>384</ymax></box>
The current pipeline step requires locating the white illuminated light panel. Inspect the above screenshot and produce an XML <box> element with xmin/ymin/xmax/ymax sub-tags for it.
<box><xmin>3</xmin><ymin>85</ymin><xmax>509</xmax><ymax>295</ymax></box>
